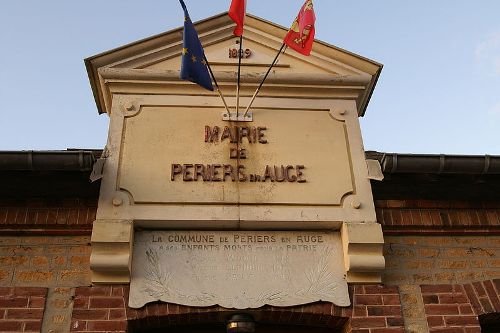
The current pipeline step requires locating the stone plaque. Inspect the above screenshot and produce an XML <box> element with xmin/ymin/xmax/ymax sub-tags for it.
<box><xmin>129</xmin><ymin>231</ymin><xmax>350</xmax><ymax>309</ymax></box>
<box><xmin>119</xmin><ymin>107</ymin><xmax>353</xmax><ymax>206</ymax></box>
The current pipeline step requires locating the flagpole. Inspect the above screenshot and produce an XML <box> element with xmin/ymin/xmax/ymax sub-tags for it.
<box><xmin>243</xmin><ymin>43</ymin><xmax>287</xmax><ymax>117</ymax></box>
<box><xmin>236</xmin><ymin>35</ymin><xmax>243</xmax><ymax>118</ymax></box>
<box><xmin>203</xmin><ymin>54</ymin><xmax>231</xmax><ymax>116</ymax></box>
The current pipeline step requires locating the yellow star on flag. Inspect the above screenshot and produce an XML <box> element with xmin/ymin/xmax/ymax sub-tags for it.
<box><xmin>182</xmin><ymin>48</ymin><xmax>188</xmax><ymax>55</ymax></box>
<box><xmin>191</xmin><ymin>55</ymin><xmax>197</xmax><ymax>62</ymax></box>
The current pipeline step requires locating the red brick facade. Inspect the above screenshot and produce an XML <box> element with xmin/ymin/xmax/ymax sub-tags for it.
<box><xmin>0</xmin><ymin>287</ymin><xmax>47</xmax><ymax>332</ymax></box>
<box><xmin>421</xmin><ymin>280</ymin><xmax>500</xmax><ymax>332</ymax></box>
<box><xmin>67</xmin><ymin>282</ymin><xmax>500</xmax><ymax>332</ymax></box>
<box><xmin>69</xmin><ymin>285</ymin><xmax>405</xmax><ymax>333</ymax></box>
<box><xmin>0</xmin><ymin>184</ymin><xmax>498</xmax><ymax>332</ymax></box>
<box><xmin>376</xmin><ymin>200</ymin><xmax>500</xmax><ymax>235</ymax></box>
<box><xmin>350</xmin><ymin>285</ymin><xmax>404</xmax><ymax>333</ymax></box>
<box><xmin>71</xmin><ymin>286</ymin><xmax>127</xmax><ymax>332</ymax></box>
<box><xmin>0</xmin><ymin>198</ymin><xmax>96</xmax><ymax>234</ymax></box>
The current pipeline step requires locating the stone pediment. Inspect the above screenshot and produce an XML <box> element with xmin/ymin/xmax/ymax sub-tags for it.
<box><xmin>86</xmin><ymin>13</ymin><xmax>382</xmax><ymax>116</ymax></box>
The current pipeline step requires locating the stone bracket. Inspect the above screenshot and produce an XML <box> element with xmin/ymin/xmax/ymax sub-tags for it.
<box><xmin>341</xmin><ymin>222</ymin><xmax>385</xmax><ymax>283</ymax></box>
<box><xmin>90</xmin><ymin>219</ymin><xmax>134</xmax><ymax>284</ymax></box>
<box><xmin>366</xmin><ymin>159</ymin><xmax>384</xmax><ymax>181</ymax></box>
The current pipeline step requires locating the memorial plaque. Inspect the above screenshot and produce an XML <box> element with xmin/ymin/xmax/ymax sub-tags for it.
<box><xmin>129</xmin><ymin>231</ymin><xmax>350</xmax><ymax>309</ymax></box>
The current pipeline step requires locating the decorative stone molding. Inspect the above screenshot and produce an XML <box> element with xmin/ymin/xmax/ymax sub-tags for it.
<box><xmin>341</xmin><ymin>222</ymin><xmax>385</xmax><ymax>283</ymax></box>
<box><xmin>90</xmin><ymin>219</ymin><xmax>134</xmax><ymax>284</ymax></box>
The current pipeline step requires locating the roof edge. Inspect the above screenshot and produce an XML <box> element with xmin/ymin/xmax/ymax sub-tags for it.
<box><xmin>367</xmin><ymin>152</ymin><xmax>500</xmax><ymax>175</ymax></box>
<box><xmin>0</xmin><ymin>151</ymin><xmax>98</xmax><ymax>171</ymax></box>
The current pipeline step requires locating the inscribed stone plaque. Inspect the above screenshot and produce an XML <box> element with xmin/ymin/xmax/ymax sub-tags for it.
<box><xmin>129</xmin><ymin>231</ymin><xmax>350</xmax><ymax>309</ymax></box>
<box><xmin>118</xmin><ymin>107</ymin><xmax>353</xmax><ymax>205</ymax></box>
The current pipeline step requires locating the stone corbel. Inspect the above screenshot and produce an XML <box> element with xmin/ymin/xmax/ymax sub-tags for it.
<box><xmin>90</xmin><ymin>219</ymin><xmax>134</xmax><ymax>284</ymax></box>
<box><xmin>341</xmin><ymin>222</ymin><xmax>385</xmax><ymax>283</ymax></box>
<box><xmin>366</xmin><ymin>159</ymin><xmax>384</xmax><ymax>181</ymax></box>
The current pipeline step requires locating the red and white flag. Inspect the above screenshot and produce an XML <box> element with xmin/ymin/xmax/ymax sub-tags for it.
<box><xmin>228</xmin><ymin>0</ymin><xmax>246</xmax><ymax>36</ymax></box>
<box><xmin>284</xmin><ymin>0</ymin><xmax>316</xmax><ymax>56</ymax></box>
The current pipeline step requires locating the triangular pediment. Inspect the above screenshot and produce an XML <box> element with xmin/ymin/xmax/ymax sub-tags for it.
<box><xmin>128</xmin><ymin>23</ymin><xmax>357</xmax><ymax>77</ymax></box>
<box><xmin>86</xmin><ymin>13</ymin><xmax>382</xmax><ymax>115</ymax></box>
<box><xmin>144</xmin><ymin>36</ymin><xmax>342</xmax><ymax>76</ymax></box>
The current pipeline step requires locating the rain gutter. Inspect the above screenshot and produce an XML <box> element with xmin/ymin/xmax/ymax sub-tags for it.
<box><xmin>0</xmin><ymin>151</ymin><xmax>97</xmax><ymax>171</ymax></box>
<box><xmin>372</xmin><ymin>153</ymin><xmax>500</xmax><ymax>175</ymax></box>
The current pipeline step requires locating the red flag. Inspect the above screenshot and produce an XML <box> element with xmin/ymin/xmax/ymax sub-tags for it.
<box><xmin>284</xmin><ymin>0</ymin><xmax>316</xmax><ymax>56</ymax></box>
<box><xmin>228</xmin><ymin>0</ymin><xmax>246</xmax><ymax>36</ymax></box>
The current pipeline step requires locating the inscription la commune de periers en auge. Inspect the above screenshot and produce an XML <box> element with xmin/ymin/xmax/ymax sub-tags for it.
<box><xmin>130</xmin><ymin>231</ymin><xmax>351</xmax><ymax>309</ymax></box>
<box><xmin>152</xmin><ymin>233</ymin><xmax>325</xmax><ymax>252</ymax></box>
<box><xmin>170</xmin><ymin>125</ymin><xmax>307</xmax><ymax>183</ymax></box>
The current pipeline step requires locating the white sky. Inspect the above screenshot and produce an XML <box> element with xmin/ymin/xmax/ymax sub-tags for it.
<box><xmin>0</xmin><ymin>1</ymin><xmax>499</xmax><ymax>154</ymax></box>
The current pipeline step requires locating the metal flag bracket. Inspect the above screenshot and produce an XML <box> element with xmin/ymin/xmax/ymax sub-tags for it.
<box><xmin>222</xmin><ymin>111</ymin><xmax>253</xmax><ymax>122</ymax></box>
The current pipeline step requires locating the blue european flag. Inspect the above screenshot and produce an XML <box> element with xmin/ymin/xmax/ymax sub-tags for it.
<box><xmin>179</xmin><ymin>0</ymin><xmax>214</xmax><ymax>91</ymax></box>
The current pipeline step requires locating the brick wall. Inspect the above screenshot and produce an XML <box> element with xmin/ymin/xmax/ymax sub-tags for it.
<box><xmin>422</xmin><ymin>284</ymin><xmax>480</xmax><ymax>332</ymax></box>
<box><xmin>69</xmin><ymin>285</ymin><xmax>405</xmax><ymax>333</ymax></box>
<box><xmin>463</xmin><ymin>280</ymin><xmax>500</xmax><ymax>316</ymax></box>
<box><xmin>0</xmin><ymin>198</ymin><xmax>497</xmax><ymax>332</ymax></box>
<box><xmin>375</xmin><ymin>200</ymin><xmax>500</xmax><ymax>234</ymax></box>
<box><xmin>71</xmin><ymin>286</ymin><xmax>127</xmax><ymax>332</ymax></box>
<box><xmin>421</xmin><ymin>280</ymin><xmax>500</xmax><ymax>332</ymax></box>
<box><xmin>0</xmin><ymin>287</ymin><xmax>47</xmax><ymax>332</ymax></box>
<box><xmin>349</xmin><ymin>285</ymin><xmax>404</xmax><ymax>333</ymax></box>
<box><xmin>0</xmin><ymin>197</ymin><xmax>93</xmax><ymax>331</ymax></box>
<box><xmin>0</xmin><ymin>198</ymin><xmax>96</xmax><ymax>233</ymax></box>
<box><xmin>383</xmin><ymin>235</ymin><xmax>500</xmax><ymax>285</ymax></box>
<box><xmin>0</xmin><ymin>236</ymin><xmax>91</xmax><ymax>287</ymax></box>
